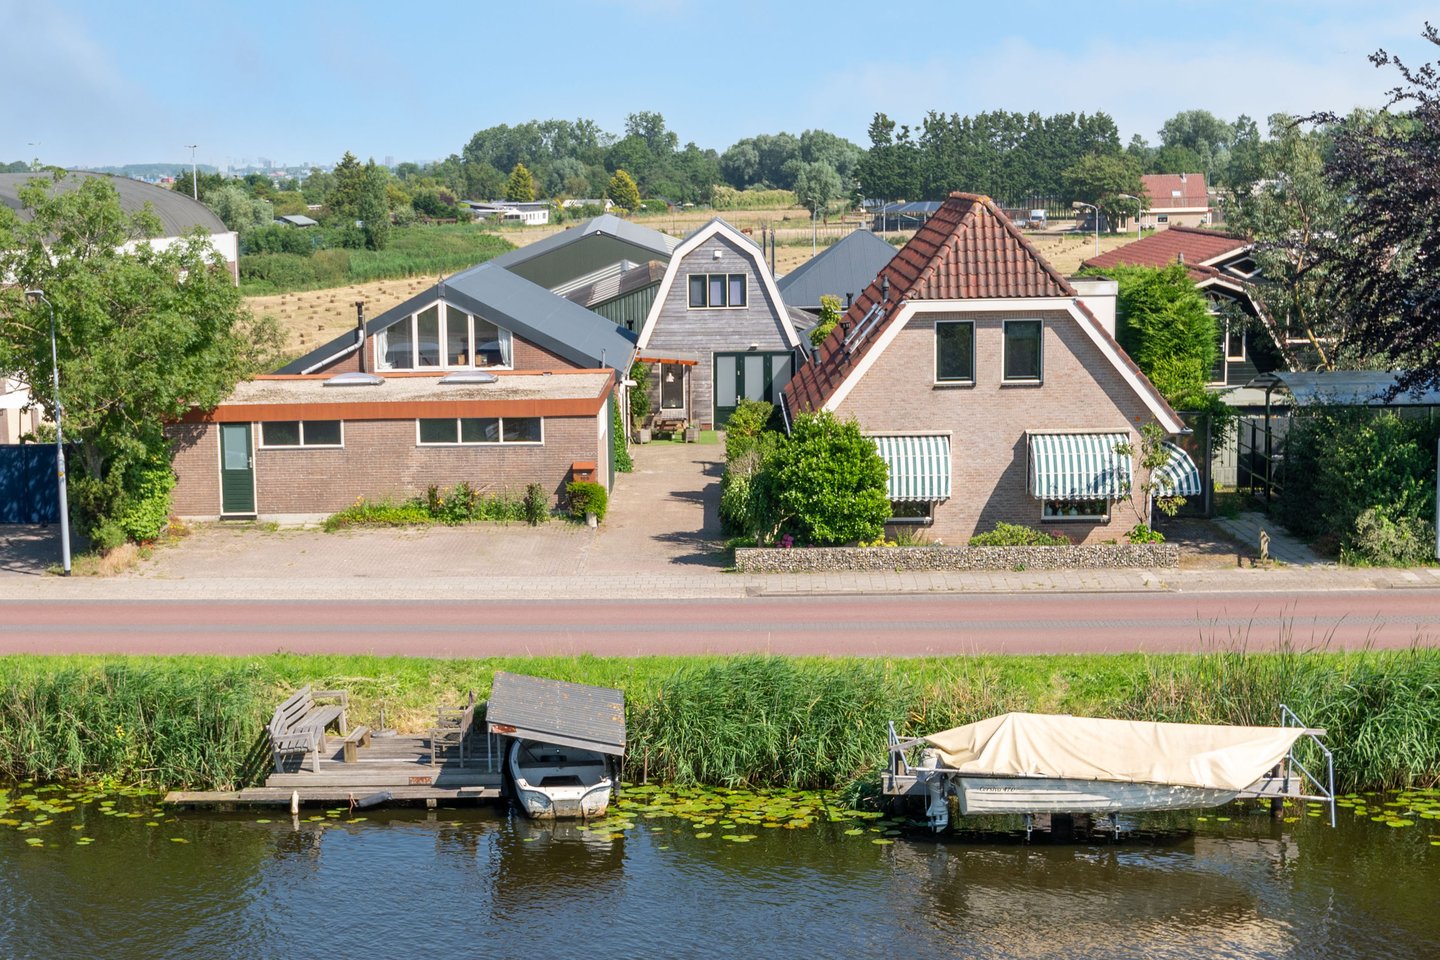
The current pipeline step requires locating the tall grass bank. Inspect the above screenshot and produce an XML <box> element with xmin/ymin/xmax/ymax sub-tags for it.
<box><xmin>1</xmin><ymin>649</ymin><xmax>1436</xmax><ymax>792</ymax></box>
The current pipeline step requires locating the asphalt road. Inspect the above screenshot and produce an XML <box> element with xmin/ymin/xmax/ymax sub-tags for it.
<box><xmin>2</xmin><ymin>590</ymin><xmax>1438</xmax><ymax>657</ymax></box>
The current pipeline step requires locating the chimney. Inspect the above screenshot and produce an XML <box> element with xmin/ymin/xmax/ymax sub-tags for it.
<box><xmin>1178</xmin><ymin>251</ymin><xmax>1186</xmax><ymax>264</ymax></box>
<box><xmin>881</xmin><ymin>276</ymin><xmax>890</xmax><ymax>304</ymax></box>
<box><xmin>1179</xmin><ymin>172</ymin><xmax>1187</xmax><ymax>184</ymax></box>
<box><xmin>844</xmin><ymin>292</ymin><xmax>853</xmax><ymax>309</ymax></box>
<box><xmin>354</xmin><ymin>301</ymin><xmax>366</xmax><ymax>373</ymax></box>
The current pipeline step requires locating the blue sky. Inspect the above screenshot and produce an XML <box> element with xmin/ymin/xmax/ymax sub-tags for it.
<box><xmin>3</xmin><ymin>1</ymin><xmax>1436</xmax><ymax>170</ymax></box>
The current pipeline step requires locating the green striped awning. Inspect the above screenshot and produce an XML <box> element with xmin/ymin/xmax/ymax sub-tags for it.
<box><xmin>1027</xmin><ymin>432</ymin><xmax>1132</xmax><ymax>501</ymax></box>
<box><xmin>870</xmin><ymin>435</ymin><xmax>951</xmax><ymax>501</ymax></box>
<box><xmin>1152</xmin><ymin>441</ymin><xmax>1202</xmax><ymax>497</ymax></box>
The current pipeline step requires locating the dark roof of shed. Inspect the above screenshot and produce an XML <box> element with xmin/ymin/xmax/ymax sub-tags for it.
<box><xmin>486</xmin><ymin>672</ymin><xmax>626</xmax><ymax>756</ymax></box>
<box><xmin>1082</xmin><ymin>225</ymin><xmax>1250</xmax><ymax>279</ymax></box>
<box><xmin>278</xmin><ymin>260</ymin><xmax>637</xmax><ymax>374</ymax></box>
<box><xmin>487</xmin><ymin>213</ymin><xmax>679</xmax><ymax>289</ymax></box>
<box><xmin>0</xmin><ymin>172</ymin><xmax>229</xmax><ymax>237</ymax></box>
<box><xmin>777</xmin><ymin>230</ymin><xmax>899</xmax><ymax>308</ymax></box>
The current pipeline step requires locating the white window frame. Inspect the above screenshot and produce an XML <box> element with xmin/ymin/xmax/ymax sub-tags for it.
<box><xmin>1041</xmin><ymin>499</ymin><xmax>1110</xmax><ymax>522</ymax></box>
<box><xmin>258</xmin><ymin>420</ymin><xmax>345</xmax><ymax>449</ymax></box>
<box><xmin>933</xmin><ymin>319</ymin><xmax>975</xmax><ymax>384</ymax></box>
<box><xmin>414</xmin><ymin>416</ymin><xmax>545</xmax><ymax>446</ymax></box>
<box><xmin>1156</xmin><ymin>214</ymin><xmax>1170</xmax><ymax>224</ymax></box>
<box><xmin>1001</xmin><ymin>319</ymin><xmax>1044</xmax><ymax>384</ymax></box>
<box><xmin>686</xmin><ymin>272</ymin><xmax>748</xmax><ymax>309</ymax></box>
<box><xmin>888</xmin><ymin>501</ymin><xmax>935</xmax><ymax>525</ymax></box>
<box><xmin>1225</xmin><ymin>321</ymin><xmax>1246</xmax><ymax>361</ymax></box>
<box><xmin>376</xmin><ymin>300</ymin><xmax>514</xmax><ymax>372</ymax></box>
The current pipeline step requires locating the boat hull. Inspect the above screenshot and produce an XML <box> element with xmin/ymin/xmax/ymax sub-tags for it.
<box><xmin>507</xmin><ymin>739</ymin><xmax>613</xmax><ymax>820</ymax></box>
<box><xmin>957</xmin><ymin>777</ymin><xmax>1240</xmax><ymax>815</ymax></box>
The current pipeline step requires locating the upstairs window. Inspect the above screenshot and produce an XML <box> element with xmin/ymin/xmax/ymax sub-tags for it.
<box><xmin>1003</xmin><ymin>320</ymin><xmax>1043</xmax><ymax>383</ymax></box>
<box><xmin>378</xmin><ymin>302</ymin><xmax>513</xmax><ymax>370</ymax></box>
<box><xmin>687</xmin><ymin>273</ymin><xmax>747</xmax><ymax>308</ymax></box>
<box><xmin>934</xmin><ymin>321</ymin><xmax>974</xmax><ymax>383</ymax></box>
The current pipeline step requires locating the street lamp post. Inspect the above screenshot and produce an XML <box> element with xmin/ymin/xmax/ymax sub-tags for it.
<box><xmin>23</xmin><ymin>290</ymin><xmax>71</xmax><ymax>575</ymax></box>
<box><xmin>1072</xmin><ymin>201</ymin><xmax>1099</xmax><ymax>257</ymax></box>
<box><xmin>185</xmin><ymin>144</ymin><xmax>198</xmax><ymax>199</ymax></box>
<box><xmin>1118</xmin><ymin>193</ymin><xmax>1143</xmax><ymax>240</ymax></box>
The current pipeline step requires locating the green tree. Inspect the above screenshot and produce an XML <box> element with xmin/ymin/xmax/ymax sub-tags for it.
<box><xmin>1063</xmin><ymin>152</ymin><xmax>1145</xmax><ymax>230</ymax></box>
<box><xmin>607</xmin><ymin>169</ymin><xmax>641</xmax><ymax>212</ymax></box>
<box><xmin>755</xmin><ymin>412</ymin><xmax>890</xmax><ymax>545</ymax></box>
<box><xmin>358</xmin><ymin>160</ymin><xmax>390</xmax><ymax>250</ymax></box>
<box><xmin>505</xmin><ymin>162</ymin><xmax>536</xmax><ymax>202</ymax></box>
<box><xmin>1094</xmin><ymin>264</ymin><xmax>1218</xmax><ymax>405</ymax></box>
<box><xmin>1223</xmin><ymin>114</ymin><xmax>1346</xmax><ymax>369</ymax></box>
<box><xmin>0</xmin><ymin>172</ymin><xmax>281</xmax><ymax>545</ymax></box>
<box><xmin>171</xmin><ymin>168</ymin><xmax>226</xmax><ymax>202</ymax></box>
<box><xmin>326</xmin><ymin>152</ymin><xmax>366</xmax><ymax>221</ymax></box>
<box><xmin>793</xmin><ymin>160</ymin><xmax>843</xmax><ymax>218</ymax></box>
<box><xmin>205</xmin><ymin>184</ymin><xmax>273</xmax><ymax>234</ymax></box>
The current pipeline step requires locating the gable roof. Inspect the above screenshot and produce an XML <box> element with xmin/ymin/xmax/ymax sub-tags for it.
<box><xmin>635</xmin><ymin>217</ymin><xmax>803</xmax><ymax>350</ymax></box>
<box><xmin>1082</xmin><ymin>225</ymin><xmax>1251</xmax><ymax>279</ymax></box>
<box><xmin>278</xmin><ymin>261</ymin><xmax>637</xmax><ymax>375</ymax></box>
<box><xmin>564</xmin><ymin>260</ymin><xmax>667</xmax><ymax>309</ymax></box>
<box><xmin>0</xmin><ymin>171</ymin><xmax>229</xmax><ymax>237</ymax></box>
<box><xmin>784</xmin><ymin>192</ymin><xmax>1182</xmax><ymax>432</ymax></box>
<box><xmin>777</xmin><ymin>229</ymin><xmax>900</xmax><ymax>309</ymax></box>
<box><xmin>1141</xmin><ymin>173</ymin><xmax>1210</xmax><ymax>210</ymax></box>
<box><xmin>487</xmin><ymin>213</ymin><xmax>679</xmax><ymax>290</ymax></box>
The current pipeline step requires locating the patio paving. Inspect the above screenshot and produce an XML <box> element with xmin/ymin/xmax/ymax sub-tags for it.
<box><xmin>1210</xmin><ymin>511</ymin><xmax>1333</xmax><ymax>566</ymax></box>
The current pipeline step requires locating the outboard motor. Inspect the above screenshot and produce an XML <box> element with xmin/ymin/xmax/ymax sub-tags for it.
<box><xmin>917</xmin><ymin>749</ymin><xmax>950</xmax><ymax>832</ymax></box>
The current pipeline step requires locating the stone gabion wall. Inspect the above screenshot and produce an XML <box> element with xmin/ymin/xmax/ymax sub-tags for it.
<box><xmin>734</xmin><ymin>543</ymin><xmax>1180</xmax><ymax>573</ymax></box>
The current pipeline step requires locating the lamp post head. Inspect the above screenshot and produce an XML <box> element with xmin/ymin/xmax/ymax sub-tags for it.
<box><xmin>24</xmin><ymin>289</ymin><xmax>45</xmax><ymax>302</ymax></box>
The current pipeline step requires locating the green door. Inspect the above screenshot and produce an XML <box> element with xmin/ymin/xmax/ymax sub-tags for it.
<box><xmin>713</xmin><ymin>352</ymin><xmax>793</xmax><ymax>427</ymax></box>
<box><xmin>219</xmin><ymin>423</ymin><xmax>255</xmax><ymax>515</ymax></box>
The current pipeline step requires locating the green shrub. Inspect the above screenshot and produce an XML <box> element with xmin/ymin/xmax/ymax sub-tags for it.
<box><xmin>759</xmin><ymin>412</ymin><xmax>890</xmax><ymax>545</ymax></box>
<box><xmin>1276</xmin><ymin>407</ymin><xmax>1438</xmax><ymax>562</ymax></box>
<box><xmin>567</xmin><ymin>481</ymin><xmax>608</xmax><ymax>522</ymax></box>
<box><xmin>612</xmin><ymin>403</ymin><xmax>633</xmax><ymax>473</ymax></box>
<box><xmin>523</xmin><ymin>483</ymin><xmax>549</xmax><ymax>525</ymax></box>
<box><xmin>723</xmin><ymin>400</ymin><xmax>775</xmax><ymax>461</ymax></box>
<box><xmin>323</xmin><ymin>498</ymin><xmax>432</xmax><ymax>531</ymax></box>
<box><xmin>1126</xmin><ymin>523</ymin><xmax>1165</xmax><ymax>544</ymax></box>
<box><xmin>1343</xmin><ymin>507</ymin><xmax>1433</xmax><ymax>565</ymax></box>
<box><xmin>113</xmin><ymin>460</ymin><xmax>175</xmax><ymax>542</ymax></box>
<box><xmin>968</xmin><ymin>523</ymin><xmax>1070</xmax><ymax>547</ymax></box>
<box><xmin>628</xmin><ymin>363</ymin><xmax>652</xmax><ymax>428</ymax></box>
<box><xmin>719</xmin><ymin>471</ymin><xmax>754</xmax><ymax>535</ymax></box>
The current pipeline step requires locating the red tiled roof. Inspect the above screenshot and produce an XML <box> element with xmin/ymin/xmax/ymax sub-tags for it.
<box><xmin>1082</xmin><ymin>225</ymin><xmax>1250</xmax><ymax>279</ymax></box>
<box><xmin>1140</xmin><ymin>173</ymin><xmax>1210</xmax><ymax>210</ymax></box>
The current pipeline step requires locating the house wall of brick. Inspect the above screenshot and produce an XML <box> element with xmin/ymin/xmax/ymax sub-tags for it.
<box><xmin>169</xmin><ymin>414</ymin><xmax>600</xmax><ymax>520</ymax></box>
<box><xmin>833</xmin><ymin>307</ymin><xmax>1159</xmax><ymax>545</ymax></box>
<box><xmin>645</xmin><ymin>233</ymin><xmax>794</xmax><ymax>428</ymax></box>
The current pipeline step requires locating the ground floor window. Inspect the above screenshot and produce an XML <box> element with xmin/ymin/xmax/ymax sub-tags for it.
<box><xmin>889</xmin><ymin>501</ymin><xmax>935</xmax><ymax>525</ymax></box>
<box><xmin>417</xmin><ymin>417</ymin><xmax>543</xmax><ymax>445</ymax></box>
<box><xmin>660</xmin><ymin>363</ymin><xmax>686</xmax><ymax>410</ymax></box>
<box><xmin>1042</xmin><ymin>499</ymin><xmax>1109</xmax><ymax>521</ymax></box>
<box><xmin>260</xmin><ymin>420</ymin><xmax>343</xmax><ymax>448</ymax></box>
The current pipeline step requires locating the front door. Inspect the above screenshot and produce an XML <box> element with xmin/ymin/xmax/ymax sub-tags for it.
<box><xmin>219</xmin><ymin>422</ymin><xmax>256</xmax><ymax>515</ymax></box>
<box><xmin>713</xmin><ymin>352</ymin><xmax>793</xmax><ymax>427</ymax></box>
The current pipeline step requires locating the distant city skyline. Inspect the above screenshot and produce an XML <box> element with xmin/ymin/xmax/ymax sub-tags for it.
<box><xmin>4</xmin><ymin>1</ymin><xmax>1436</xmax><ymax>171</ymax></box>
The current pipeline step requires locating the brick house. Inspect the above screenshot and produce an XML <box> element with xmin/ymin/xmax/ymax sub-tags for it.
<box><xmin>1082</xmin><ymin>226</ymin><xmax>1286</xmax><ymax>387</ymax></box>
<box><xmin>783</xmin><ymin>192</ymin><xmax>1198</xmax><ymax>545</ymax></box>
<box><xmin>1138</xmin><ymin>173</ymin><xmax>1212</xmax><ymax>229</ymax></box>
<box><xmin>635</xmin><ymin>218</ymin><xmax>807</xmax><ymax>429</ymax></box>
<box><xmin>171</xmin><ymin>256</ymin><xmax>637</xmax><ymax>521</ymax></box>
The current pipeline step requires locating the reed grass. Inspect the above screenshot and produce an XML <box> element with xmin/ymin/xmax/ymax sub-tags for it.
<box><xmin>1</xmin><ymin>646</ymin><xmax>1436</xmax><ymax>791</ymax></box>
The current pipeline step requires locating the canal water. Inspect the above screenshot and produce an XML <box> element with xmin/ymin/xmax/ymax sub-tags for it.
<box><xmin>1</xmin><ymin>784</ymin><xmax>1437</xmax><ymax>959</ymax></box>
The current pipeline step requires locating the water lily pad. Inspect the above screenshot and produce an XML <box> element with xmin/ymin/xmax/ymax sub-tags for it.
<box><xmin>694</xmin><ymin>832</ymin><xmax>712</xmax><ymax>839</ymax></box>
<box><xmin>872</xmin><ymin>838</ymin><xmax>894</xmax><ymax>845</ymax></box>
<box><xmin>170</xmin><ymin>837</ymin><xmax>189</xmax><ymax>843</ymax></box>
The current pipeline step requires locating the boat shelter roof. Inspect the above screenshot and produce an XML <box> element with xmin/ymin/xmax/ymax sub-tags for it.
<box><xmin>924</xmin><ymin>712</ymin><xmax>1304</xmax><ymax>792</ymax></box>
<box><xmin>486</xmin><ymin>672</ymin><xmax>626</xmax><ymax>757</ymax></box>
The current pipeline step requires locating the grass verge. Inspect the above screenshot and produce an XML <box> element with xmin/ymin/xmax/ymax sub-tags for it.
<box><xmin>1</xmin><ymin>647</ymin><xmax>1436</xmax><ymax>792</ymax></box>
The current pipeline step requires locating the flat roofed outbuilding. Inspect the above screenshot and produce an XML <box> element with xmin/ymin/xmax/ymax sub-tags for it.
<box><xmin>486</xmin><ymin>672</ymin><xmax>626</xmax><ymax>757</ymax></box>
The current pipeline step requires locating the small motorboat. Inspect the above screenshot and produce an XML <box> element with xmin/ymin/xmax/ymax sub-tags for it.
<box><xmin>507</xmin><ymin>738</ymin><xmax>615</xmax><ymax>820</ymax></box>
<box><xmin>887</xmin><ymin>707</ymin><xmax>1335</xmax><ymax>832</ymax></box>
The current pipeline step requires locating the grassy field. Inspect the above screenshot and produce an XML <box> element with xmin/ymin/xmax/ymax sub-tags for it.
<box><xmin>1</xmin><ymin>648</ymin><xmax>1436</xmax><ymax>792</ymax></box>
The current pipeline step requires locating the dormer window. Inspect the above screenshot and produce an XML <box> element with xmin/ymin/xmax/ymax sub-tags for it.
<box><xmin>377</xmin><ymin>302</ymin><xmax>513</xmax><ymax>371</ymax></box>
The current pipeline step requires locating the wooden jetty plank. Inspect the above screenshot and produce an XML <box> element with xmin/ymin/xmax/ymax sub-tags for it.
<box><xmin>165</xmin><ymin>784</ymin><xmax>502</xmax><ymax>807</ymax></box>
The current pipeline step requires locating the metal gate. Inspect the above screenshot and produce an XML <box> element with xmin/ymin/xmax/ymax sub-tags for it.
<box><xmin>0</xmin><ymin>445</ymin><xmax>60</xmax><ymax>524</ymax></box>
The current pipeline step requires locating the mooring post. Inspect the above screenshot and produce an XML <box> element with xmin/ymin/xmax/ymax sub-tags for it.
<box><xmin>290</xmin><ymin>790</ymin><xmax>299</xmax><ymax>815</ymax></box>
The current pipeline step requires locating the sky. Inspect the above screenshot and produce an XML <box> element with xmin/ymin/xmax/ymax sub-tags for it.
<box><xmin>3</xmin><ymin>0</ymin><xmax>1436</xmax><ymax>171</ymax></box>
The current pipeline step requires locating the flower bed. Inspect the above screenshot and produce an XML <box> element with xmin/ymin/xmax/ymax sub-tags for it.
<box><xmin>733</xmin><ymin>543</ymin><xmax>1179</xmax><ymax>573</ymax></box>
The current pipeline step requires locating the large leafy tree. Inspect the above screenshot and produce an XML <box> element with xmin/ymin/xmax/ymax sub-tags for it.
<box><xmin>0</xmin><ymin>172</ymin><xmax>280</xmax><ymax>543</ymax></box>
<box><xmin>1320</xmin><ymin>24</ymin><xmax>1440</xmax><ymax>393</ymax></box>
<box><xmin>792</xmin><ymin>161</ymin><xmax>842</xmax><ymax>218</ymax></box>
<box><xmin>1063</xmin><ymin>152</ymin><xmax>1145</xmax><ymax>229</ymax></box>
<box><xmin>505</xmin><ymin>162</ymin><xmax>536</xmax><ymax>202</ymax></box>
<box><xmin>606</xmin><ymin>169</ymin><xmax>641</xmax><ymax>212</ymax></box>
<box><xmin>1096</xmin><ymin>264</ymin><xmax>1218</xmax><ymax>405</ymax></box>
<box><xmin>1223</xmin><ymin>114</ymin><xmax>1347</xmax><ymax>370</ymax></box>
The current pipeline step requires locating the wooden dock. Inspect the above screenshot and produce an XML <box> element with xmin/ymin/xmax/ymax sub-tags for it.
<box><xmin>165</xmin><ymin>732</ymin><xmax>505</xmax><ymax>809</ymax></box>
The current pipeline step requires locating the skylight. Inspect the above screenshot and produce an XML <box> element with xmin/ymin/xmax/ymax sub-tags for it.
<box><xmin>323</xmin><ymin>371</ymin><xmax>384</xmax><ymax>387</ymax></box>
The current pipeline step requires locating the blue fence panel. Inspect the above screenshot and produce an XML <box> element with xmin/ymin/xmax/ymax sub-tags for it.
<box><xmin>0</xmin><ymin>445</ymin><xmax>60</xmax><ymax>524</ymax></box>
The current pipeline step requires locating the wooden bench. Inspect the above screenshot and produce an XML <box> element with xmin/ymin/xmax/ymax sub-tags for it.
<box><xmin>341</xmin><ymin>726</ymin><xmax>372</xmax><ymax>763</ymax></box>
<box><xmin>429</xmin><ymin>702</ymin><xmax>475</xmax><ymax>768</ymax></box>
<box><xmin>266</xmin><ymin>685</ymin><xmax>349</xmax><ymax>774</ymax></box>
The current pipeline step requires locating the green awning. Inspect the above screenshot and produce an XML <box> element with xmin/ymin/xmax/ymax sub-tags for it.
<box><xmin>1152</xmin><ymin>441</ymin><xmax>1202</xmax><ymax>497</ymax></box>
<box><xmin>1027</xmin><ymin>432</ymin><xmax>1131</xmax><ymax>501</ymax></box>
<box><xmin>870</xmin><ymin>434</ymin><xmax>951</xmax><ymax>501</ymax></box>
